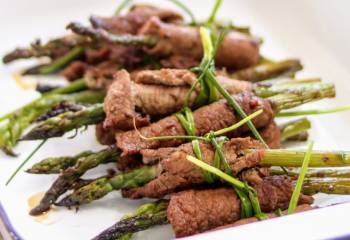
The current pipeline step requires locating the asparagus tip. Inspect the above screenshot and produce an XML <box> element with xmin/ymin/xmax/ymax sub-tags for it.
<box><xmin>1</xmin><ymin>147</ymin><xmax>17</xmax><ymax>157</ymax></box>
<box><xmin>29</xmin><ymin>204</ymin><xmax>51</xmax><ymax>216</ymax></box>
<box><xmin>55</xmin><ymin>196</ymin><xmax>80</xmax><ymax>207</ymax></box>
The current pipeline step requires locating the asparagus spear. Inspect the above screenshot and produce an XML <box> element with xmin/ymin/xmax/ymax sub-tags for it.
<box><xmin>302</xmin><ymin>178</ymin><xmax>350</xmax><ymax>195</ymax></box>
<box><xmin>2</xmin><ymin>37</ymin><xmax>75</xmax><ymax>63</ymax></box>
<box><xmin>20</xmin><ymin>81</ymin><xmax>332</xmax><ymax>141</ymax></box>
<box><xmin>0</xmin><ymin>90</ymin><xmax>104</xmax><ymax>155</ymax></box>
<box><xmin>26</xmin><ymin>150</ymin><xmax>94</xmax><ymax>174</ymax></box>
<box><xmin>271</xmin><ymin>167</ymin><xmax>350</xmax><ymax>179</ymax></box>
<box><xmin>34</xmin><ymin>102</ymin><xmax>84</xmax><ymax>122</ymax></box>
<box><xmin>33</xmin><ymin>45</ymin><xmax>85</xmax><ymax>74</ymax></box>
<box><xmin>56</xmin><ymin>166</ymin><xmax>157</xmax><ymax>207</ymax></box>
<box><xmin>231</xmin><ymin>59</ymin><xmax>303</xmax><ymax>82</ymax></box>
<box><xmin>29</xmin><ymin>148</ymin><xmax>119</xmax><ymax>216</ymax></box>
<box><xmin>0</xmin><ymin>79</ymin><xmax>87</xmax><ymax>123</ymax></box>
<box><xmin>25</xmin><ymin>116</ymin><xmax>311</xmax><ymax>175</ymax></box>
<box><xmin>92</xmin><ymin>200</ymin><xmax>169</xmax><ymax>240</ymax></box>
<box><xmin>268</xmin><ymin>82</ymin><xmax>335</xmax><ymax>112</ymax></box>
<box><xmin>21</xmin><ymin>103</ymin><xmax>105</xmax><ymax>140</ymax></box>
<box><xmin>56</xmin><ymin>148</ymin><xmax>350</xmax><ymax>207</ymax></box>
<box><xmin>279</xmin><ymin>118</ymin><xmax>311</xmax><ymax>141</ymax></box>
<box><xmin>92</xmin><ymin>175</ymin><xmax>350</xmax><ymax>240</ymax></box>
<box><xmin>67</xmin><ymin>22</ymin><xmax>157</xmax><ymax>47</ymax></box>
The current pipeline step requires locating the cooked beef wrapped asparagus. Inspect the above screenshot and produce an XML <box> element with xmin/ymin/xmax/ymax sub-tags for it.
<box><xmin>116</xmin><ymin>84</ymin><xmax>333</xmax><ymax>156</ymax></box>
<box><xmin>90</xmin><ymin>4</ymin><xmax>183</xmax><ymax>35</ymax></box>
<box><xmin>56</xmin><ymin>136</ymin><xmax>350</xmax><ymax>207</ymax></box>
<box><xmin>167</xmin><ymin>178</ymin><xmax>313</xmax><ymax>237</ymax></box>
<box><xmin>3</xmin><ymin>5</ymin><xmax>183</xmax><ymax>79</ymax></box>
<box><xmin>21</xmin><ymin>67</ymin><xmax>324</xmax><ymax>141</ymax></box>
<box><xmin>69</xmin><ymin>16</ymin><xmax>260</xmax><ymax>70</ymax></box>
<box><xmin>92</xmin><ymin>172</ymin><xmax>313</xmax><ymax>239</ymax></box>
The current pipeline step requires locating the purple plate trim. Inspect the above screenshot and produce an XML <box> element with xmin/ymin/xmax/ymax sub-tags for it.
<box><xmin>0</xmin><ymin>201</ymin><xmax>23</xmax><ymax>240</ymax></box>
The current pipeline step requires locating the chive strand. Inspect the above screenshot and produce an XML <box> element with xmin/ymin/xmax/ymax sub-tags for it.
<box><xmin>213</xmin><ymin>109</ymin><xmax>263</xmax><ymax>136</ymax></box>
<box><xmin>287</xmin><ymin>141</ymin><xmax>314</xmax><ymax>214</ymax></box>
<box><xmin>207</xmin><ymin>71</ymin><xmax>268</xmax><ymax>147</ymax></box>
<box><xmin>186</xmin><ymin>155</ymin><xmax>246</xmax><ymax>189</ymax></box>
<box><xmin>6</xmin><ymin>140</ymin><xmax>47</xmax><ymax>185</ymax></box>
<box><xmin>276</xmin><ymin>105</ymin><xmax>350</xmax><ymax>117</ymax></box>
<box><xmin>115</xmin><ymin>0</ymin><xmax>132</xmax><ymax>15</ymax></box>
<box><xmin>167</xmin><ymin>0</ymin><xmax>197</xmax><ymax>25</ymax></box>
<box><xmin>206</xmin><ymin>0</ymin><xmax>223</xmax><ymax>25</ymax></box>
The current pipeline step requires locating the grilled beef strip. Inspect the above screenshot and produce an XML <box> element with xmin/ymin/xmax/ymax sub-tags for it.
<box><xmin>215</xmin><ymin>204</ymin><xmax>313</xmax><ymax>231</ymax></box>
<box><xmin>122</xmin><ymin>138</ymin><xmax>269</xmax><ymax>199</ymax></box>
<box><xmin>103</xmin><ymin>70</ymin><xmax>151</xmax><ymax>130</ymax></box>
<box><xmin>90</xmin><ymin>4</ymin><xmax>183</xmax><ymax>35</ymax></box>
<box><xmin>254</xmin><ymin>121</ymin><xmax>281</xmax><ymax>149</ymax></box>
<box><xmin>167</xmin><ymin>174</ymin><xmax>314</xmax><ymax>237</ymax></box>
<box><xmin>102</xmin><ymin>69</ymin><xmax>253</xmax><ymax>130</ymax></box>
<box><xmin>109</xmin><ymin>119</ymin><xmax>280</xmax><ymax>171</ymax></box>
<box><xmin>116</xmin><ymin>92</ymin><xmax>273</xmax><ymax>156</ymax></box>
<box><xmin>63</xmin><ymin>5</ymin><xmax>183</xmax><ymax>81</ymax></box>
<box><xmin>139</xmin><ymin>16</ymin><xmax>260</xmax><ymax>69</ymax></box>
<box><xmin>95</xmin><ymin>123</ymin><xmax>118</xmax><ymax>146</ymax></box>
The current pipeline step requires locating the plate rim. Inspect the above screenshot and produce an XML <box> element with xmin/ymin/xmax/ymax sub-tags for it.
<box><xmin>0</xmin><ymin>201</ymin><xmax>23</xmax><ymax>240</ymax></box>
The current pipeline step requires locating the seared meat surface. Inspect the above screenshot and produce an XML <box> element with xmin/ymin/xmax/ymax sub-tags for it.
<box><xmin>167</xmin><ymin>175</ymin><xmax>313</xmax><ymax>237</ymax></box>
<box><xmin>122</xmin><ymin>138</ymin><xmax>266</xmax><ymax>198</ymax></box>
<box><xmin>90</xmin><ymin>4</ymin><xmax>183</xmax><ymax>35</ymax></box>
<box><xmin>116</xmin><ymin>92</ymin><xmax>273</xmax><ymax>155</ymax></box>
<box><xmin>139</xmin><ymin>17</ymin><xmax>260</xmax><ymax>69</ymax></box>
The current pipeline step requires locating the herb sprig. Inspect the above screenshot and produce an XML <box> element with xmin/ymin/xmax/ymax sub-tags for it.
<box><xmin>187</xmin><ymin>155</ymin><xmax>267</xmax><ymax>219</ymax></box>
<box><xmin>287</xmin><ymin>140</ymin><xmax>314</xmax><ymax>214</ymax></box>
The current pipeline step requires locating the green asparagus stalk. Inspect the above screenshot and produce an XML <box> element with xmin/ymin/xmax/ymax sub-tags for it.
<box><xmin>302</xmin><ymin>178</ymin><xmax>350</xmax><ymax>195</ymax></box>
<box><xmin>92</xmin><ymin>200</ymin><xmax>169</xmax><ymax>240</ymax></box>
<box><xmin>35</xmin><ymin>46</ymin><xmax>85</xmax><ymax>75</ymax></box>
<box><xmin>284</xmin><ymin>131</ymin><xmax>308</xmax><ymax>142</ymax></box>
<box><xmin>2</xmin><ymin>37</ymin><xmax>78</xmax><ymax>64</ymax></box>
<box><xmin>255</xmin><ymin>81</ymin><xmax>325</xmax><ymax>98</ymax></box>
<box><xmin>0</xmin><ymin>79</ymin><xmax>87</xmax><ymax>123</ymax></box>
<box><xmin>279</xmin><ymin>118</ymin><xmax>311</xmax><ymax>141</ymax></box>
<box><xmin>92</xmin><ymin>175</ymin><xmax>350</xmax><ymax>240</ymax></box>
<box><xmin>56</xmin><ymin>147</ymin><xmax>350</xmax><ymax>207</ymax></box>
<box><xmin>26</xmin><ymin>150</ymin><xmax>94</xmax><ymax>174</ymax></box>
<box><xmin>24</xmin><ymin>115</ymin><xmax>310</xmax><ymax>175</ymax></box>
<box><xmin>0</xmin><ymin>90</ymin><xmax>104</xmax><ymax>155</ymax></box>
<box><xmin>268</xmin><ymin>82</ymin><xmax>335</xmax><ymax>112</ymax></box>
<box><xmin>21</xmin><ymin>46</ymin><xmax>85</xmax><ymax>75</ymax></box>
<box><xmin>92</xmin><ymin>175</ymin><xmax>350</xmax><ymax>239</ymax></box>
<box><xmin>20</xmin><ymin>81</ymin><xmax>333</xmax><ymax>142</ymax></box>
<box><xmin>271</xmin><ymin>167</ymin><xmax>350</xmax><ymax>178</ymax></box>
<box><xmin>56</xmin><ymin>166</ymin><xmax>157</xmax><ymax>207</ymax></box>
<box><xmin>21</xmin><ymin>103</ymin><xmax>105</xmax><ymax>140</ymax></box>
<box><xmin>29</xmin><ymin>148</ymin><xmax>119</xmax><ymax>216</ymax></box>
<box><xmin>49</xmin><ymin>79</ymin><xmax>87</xmax><ymax>94</ymax></box>
<box><xmin>67</xmin><ymin>22</ymin><xmax>157</xmax><ymax>47</ymax></box>
<box><xmin>259</xmin><ymin>149</ymin><xmax>350</xmax><ymax>167</ymax></box>
<box><xmin>231</xmin><ymin>59</ymin><xmax>303</xmax><ymax>82</ymax></box>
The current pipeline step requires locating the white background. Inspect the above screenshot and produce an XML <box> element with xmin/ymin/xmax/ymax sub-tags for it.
<box><xmin>1</xmin><ymin>0</ymin><xmax>350</xmax><ymax>239</ymax></box>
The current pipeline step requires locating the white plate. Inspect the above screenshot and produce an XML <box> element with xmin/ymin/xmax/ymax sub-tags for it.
<box><xmin>1</xmin><ymin>0</ymin><xmax>350</xmax><ymax>239</ymax></box>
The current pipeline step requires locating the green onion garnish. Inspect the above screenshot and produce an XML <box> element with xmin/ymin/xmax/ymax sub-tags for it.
<box><xmin>187</xmin><ymin>155</ymin><xmax>266</xmax><ymax>219</ymax></box>
<box><xmin>276</xmin><ymin>105</ymin><xmax>350</xmax><ymax>117</ymax></box>
<box><xmin>287</xmin><ymin>140</ymin><xmax>314</xmax><ymax>214</ymax></box>
<box><xmin>167</xmin><ymin>0</ymin><xmax>197</xmax><ymax>25</ymax></box>
<box><xmin>206</xmin><ymin>0</ymin><xmax>223</xmax><ymax>25</ymax></box>
<box><xmin>114</xmin><ymin>0</ymin><xmax>132</xmax><ymax>15</ymax></box>
<box><xmin>6</xmin><ymin>140</ymin><xmax>47</xmax><ymax>185</ymax></box>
